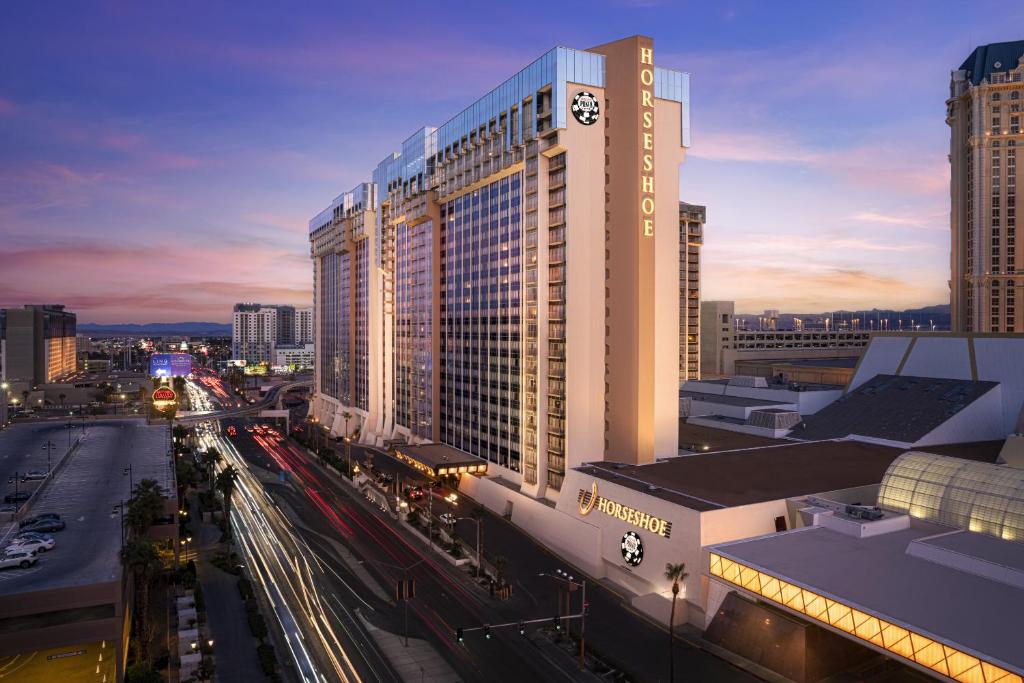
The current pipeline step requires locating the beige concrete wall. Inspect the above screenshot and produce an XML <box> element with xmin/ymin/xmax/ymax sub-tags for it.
<box><xmin>653</xmin><ymin>98</ymin><xmax>684</xmax><ymax>461</ymax></box>
<box><xmin>561</xmin><ymin>84</ymin><xmax>608</xmax><ymax>473</ymax></box>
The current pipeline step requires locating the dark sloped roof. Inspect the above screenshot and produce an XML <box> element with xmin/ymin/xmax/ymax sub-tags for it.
<box><xmin>959</xmin><ymin>40</ymin><xmax>1024</xmax><ymax>85</ymax></box>
<box><xmin>582</xmin><ymin>440</ymin><xmax>902</xmax><ymax>511</ymax></box>
<box><xmin>792</xmin><ymin>374</ymin><xmax>999</xmax><ymax>444</ymax></box>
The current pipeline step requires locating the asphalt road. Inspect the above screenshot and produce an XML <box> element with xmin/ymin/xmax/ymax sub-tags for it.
<box><xmin>335</xmin><ymin>441</ymin><xmax>763</xmax><ymax>683</ymax></box>
<box><xmin>224</xmin><ymin>419</ymin><xmax>596</xmax><ymax>682</ymax></box>
<box><xmin>223</xmin><ymin>419</ymin><xmax>761</xmax><ymax>683</ymax></box>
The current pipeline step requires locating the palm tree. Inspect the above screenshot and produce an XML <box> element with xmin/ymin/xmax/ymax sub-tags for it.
<box><xmin>58</xmin><ymin>393</ymin><xmax>66</xmax><ymax>409</ymax></box>
<box><xmin>665</xmin><ymin>562</ymin><xmax>689</xmax><ymax>682</ymax></box>
<box><xmin>122</xmin><ymin>536</ymin><xmax>162</xmax><ymax>665</ymax></box>
<box><xmin>215</xmin><ymin>465</ymin><xmax>239</xmax><ymax>538</ymax></box>
<box><xmin>126</xmin><ymin>479</ymin><xmax>165</xmax><ymax>536</ymax></box>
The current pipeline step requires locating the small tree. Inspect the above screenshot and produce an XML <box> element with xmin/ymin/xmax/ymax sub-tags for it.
<box><xmin>215</xmin><ymin>465</ymin><xmax>239</xmax><ymax>538</ymax></box>
<box><xmin>123</xmin><ymin>537</ymin><xmax>162</xmax><ymax>665</ymax></box>
<box><xmin>126</xmin><ymin>479</ymin><xmax>165</xmax><ymax>536</ymax></box>
<box><xmin>58</xmin><ymin>393</ymin><xmax>67</xmax><ymax>408</ymax></box>
<box><xmin>664</xmin><ymin>562</ymin><xmax>689</xmax><ymax>683</ymax></box>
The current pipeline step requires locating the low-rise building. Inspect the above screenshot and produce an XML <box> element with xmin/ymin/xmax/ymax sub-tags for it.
<box><xmin>274</xmin><ymin>343</ymin><xmax>314</xmax><ymax>369</ymax></box>
<box><xmin>700</xmin><ymin>301</ymin><xmax>870</xmax><ymax>378</ymax></box>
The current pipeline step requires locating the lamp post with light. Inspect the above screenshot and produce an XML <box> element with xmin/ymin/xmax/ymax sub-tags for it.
<box><xmin>0</xmin><ymin>382</ymin><xmax>8</xmax><ymax>429</ymax></box>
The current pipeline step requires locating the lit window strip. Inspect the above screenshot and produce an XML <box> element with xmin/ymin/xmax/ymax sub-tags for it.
<box><xmin>709</xmin><ymin>553</ymin><xmax>1022</xmax><ymax>683</ymax></box>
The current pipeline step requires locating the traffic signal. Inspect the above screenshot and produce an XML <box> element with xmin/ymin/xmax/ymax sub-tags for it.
<box><xmin>456</xmin><ymin>627</ymin><xmax>464</xmax><ymax>643</ymax></box>
<box><xmin>483</xmin><ymin>625</ymin><xmax>492</xmax><ymax>640</ymax></box>
<box><xmin>553</xmin><ymin>615</ymin><xmax>561</xmax><ymax>631</ymax></box>
<box><xmin>518</xmin><ymin>620</ymin><xmax>526</xmax><ymax>635</ymax></box>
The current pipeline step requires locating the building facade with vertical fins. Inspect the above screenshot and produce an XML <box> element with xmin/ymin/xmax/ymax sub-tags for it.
<box><xmin>310</xmin><ymin>35</ymin><xmax>694</xmax><ymax>502</ymax></box>
<box><xmin>948</xmin><ymin>40</ymin><xmax>1024</xmax><ymax>332</ymax></box>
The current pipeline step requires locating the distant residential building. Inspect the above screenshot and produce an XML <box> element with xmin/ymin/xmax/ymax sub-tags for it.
<box><xmin>274</xmin><ymin>343</ymin><xmax>314</xmax><ymax>369</ymax></box>
<box><xmin>235</xmin><ymin>305</ymin><xmax>303</xmax><ymax>366</ymax></box>
<box><xmin>0</xmin><ymin>305</ymin><xmax>78</xmax><ymax>385</ymax></box>
<box><xmin>680</xmin><ymin>202</ymin><xmax>705</xmax><ymax>381</ymax></box>
<box><xmin>948</xmin><ymin>40</ymin><xmax>1024</xmax><ymax>331</ymax></box>
<box><xmin>295</xmin><ymin>307</ymin><xmax>314</xmax><ymax>345</ymax></box>
<box><xmin>700</xmin><ymin>301</ymin><xmax>871</xmax><ymax>378</ymax></box>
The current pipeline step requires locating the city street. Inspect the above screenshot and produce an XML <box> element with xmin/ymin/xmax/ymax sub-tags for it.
<box><xmin>191</xmin><ymin>382</ymin><xmax>400</xmax><ymax>683</ymax></box>
<box><xmin>224</xmin><ymin>418</ymin><xmax>760</xmax><ymax>683</ymax></box>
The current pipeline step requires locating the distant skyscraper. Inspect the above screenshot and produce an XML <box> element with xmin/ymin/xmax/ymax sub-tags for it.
<box><xmin>948</xmin><ymin>40</ymin><xmax>1024</xmax><ymax>332</ymax></box>
<box><xmin>234</xmin><ymin>305</ymin><xmax>303</xmax><ymax>366</ymax></box>
<box><xmin>0</xmin><ymin>305</ymin><xmax>78</xmax><ymax>385</ymax></box>
<box><xmin>311</xmin><ymin>35</ymin><xmax>692</xmax><ymax>500</ymax></box>
<box><xmin>679</xmin><ymin>202</ymin><xmax>705</xmax><ymax>381</ymax></box>
<box><xmin>295</xmin><ymin>307</ymin><xmax>314</xmax><ymax>345</ymax></box>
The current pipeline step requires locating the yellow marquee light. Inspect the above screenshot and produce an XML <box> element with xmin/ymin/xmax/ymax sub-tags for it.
<box><xmin>709</xmin><ymin>553</ymin><xmax>1020</xmax><ymax>683</ymax></box>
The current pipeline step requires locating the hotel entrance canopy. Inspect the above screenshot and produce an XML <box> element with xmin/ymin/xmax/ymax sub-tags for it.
<box><xmin>393</xmin><ymin>444</ymin><xmax>489</xmax><ymax>479</ymax></box>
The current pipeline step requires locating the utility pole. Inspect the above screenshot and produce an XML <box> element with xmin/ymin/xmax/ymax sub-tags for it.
<box><xmin>42</xmin><ymin>440</ymin><xmax>56</xmax><ymax>473</ymax></box>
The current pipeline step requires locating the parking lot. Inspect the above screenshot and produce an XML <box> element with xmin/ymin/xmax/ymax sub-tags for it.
<box><xmin>0</xmin><ymin>422</ymin><xmax>83</xmax><ymax>511</ymax></box>
<box><xmin>0</xmin><ymin>419</ymin><xmax>168</xmax><ymax>592</ymax></box>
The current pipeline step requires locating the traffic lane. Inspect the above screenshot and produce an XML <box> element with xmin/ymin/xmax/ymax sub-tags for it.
<box><xmin>444</xmin><ymin>494</ymin><xmax>761</xmax><ymax>682</ymax></box>
<box><xmin>212</xmin><ymin>431</ymin><xmax>389</xmax><ymax>683</ymax></box>
<box><xmin>238</xmin><ymin>439</ymin><xmax>566</xmax><ymax>683</ymax></box>
<box><xmin>339</xmin><ymin>444</ymin><xmax>759</xmax><ymax>682</ymax></box>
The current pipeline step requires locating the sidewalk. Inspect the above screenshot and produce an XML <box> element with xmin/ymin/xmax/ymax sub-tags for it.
<box><xmin>357</xmin><ymin>611</ymin><xmax>460</xmax><ymax>683</ymax></box>
<box><xmin>190</xmin><ymin>495</ymin><xmax>267</xmax><ymax>683</ymax></box>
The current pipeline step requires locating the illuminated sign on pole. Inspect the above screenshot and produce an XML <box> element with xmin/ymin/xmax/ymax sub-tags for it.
<box><xmin>152</xmin><ymin>387</ymin><xmax>177</xmax><ymax>407</ymax></box>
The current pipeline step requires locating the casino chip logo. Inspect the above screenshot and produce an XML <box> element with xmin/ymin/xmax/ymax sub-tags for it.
<box><xmin>621</xmin><ymin>531</ymin><xmax>644</xmax><ymax>567</ymax></box>
<box><xmin>571</xmin><ymin>91</ymin><xmax>600</xmax><ymax>125</ymax></box>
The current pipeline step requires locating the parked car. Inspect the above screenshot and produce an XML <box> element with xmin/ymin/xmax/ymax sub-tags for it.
<box><xmin>0</xmin><ymin>504</ymin><xmax>18</xmax><ymax>514</ymax></box>
<box><xmin>4</xmin><ymin>492</ymin><xmax>31</xmax><ymax>504</ymax></box>
<box><xmin>439</xmin><ymin>513</ymin><xmax>457</xmax><ymax>526</ymax></box>
<box><xmin>20</xmin><ymin>519</ymin><xmax>65</xmax><ymax>533</ymax></box>
<box><xmin>19</xmin><ymin>513</ymin><xmax>60</xmax><ymax>528</ymax></box>
<box><xmin>7</xmin><ymin>537</ymin><xmax>54</xmax><ymax>553</ymax></box>
<box><xmin>0</xmin><ymin>550</ymin><xmax>37</xmax><ymax>570</ymax></box>
<box><xmin>20</xmin><ymin>471</ymin><xmax>47</xmax><ymax>482</ymax></box>
<box><xmin>14</xmin><ymin>532</ymin><xmax>52</xmax><ymax>543</ymax></box>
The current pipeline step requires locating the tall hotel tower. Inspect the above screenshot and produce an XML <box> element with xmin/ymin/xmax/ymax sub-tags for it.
<box><xmin>311</xmin><ymin>36</ymin><xmax>692</xmax><ymax>500</ymax></box>
<box><xmin>948</xmin><ymin>40</ymin><xmax>1024</xmax><ymax>332</ymax></box>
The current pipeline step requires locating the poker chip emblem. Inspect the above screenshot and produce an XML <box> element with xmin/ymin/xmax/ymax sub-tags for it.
<box><xmin>621</xmin><ymin>531</ymin><xmax>644</xmax><ymax>566</ymax></box>
<box><xmin>571</xmin><ymin>91</ymin><xmax>600</xmax><ymax>125</ymax></box>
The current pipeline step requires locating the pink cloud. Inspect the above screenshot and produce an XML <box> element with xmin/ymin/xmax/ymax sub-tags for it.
<box><xmin>0</xmin><ymin>97</ymin><xmax>16</xmax><ymax>116</ymax></box>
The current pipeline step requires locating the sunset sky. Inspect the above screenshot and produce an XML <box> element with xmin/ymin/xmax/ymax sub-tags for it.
<box><xmin>1</xmin><ymin>1</ymin><xmax>1020</xmax><ymax>323</ymax></box>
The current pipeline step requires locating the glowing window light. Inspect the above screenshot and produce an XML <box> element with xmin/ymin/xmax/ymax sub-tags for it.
<box><xmin>709</xmin><ymin>553</ymin><xmax>1020</xmax><ymax>683</ymax></box>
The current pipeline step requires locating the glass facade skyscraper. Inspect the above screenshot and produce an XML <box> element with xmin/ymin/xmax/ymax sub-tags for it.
<box><xmin>310</xmin><ymin>35</ymin><xmax>695</xmax><ymax>504</ymax></box>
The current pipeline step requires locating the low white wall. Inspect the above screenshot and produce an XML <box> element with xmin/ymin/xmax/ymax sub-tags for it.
<box><xmin>458</xmin><ymin>475</ymin><xmax>605</xmax><ymax>577</ymax></box>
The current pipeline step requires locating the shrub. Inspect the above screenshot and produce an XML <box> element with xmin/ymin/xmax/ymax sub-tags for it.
<box><xmin>248</xmin><ymin>612</ymin><xmax>268</xmax><ymax>641</ymax></box>
<box><xmin>238</xmin><ymin>577</ymin><xmax>254</xmax><ymax>600</ymax></box>
<box><xmin>257</xmin><ymin>643</ymin><xmax>278</xmax><ymax>675</ymax></box>
<box><xmin>193</xmin><ymin>582</ymin><xmax>205</xmax><ymax>612</ymax></box>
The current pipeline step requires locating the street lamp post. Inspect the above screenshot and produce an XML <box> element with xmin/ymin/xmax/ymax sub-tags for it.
<box><xmin>42</xmin><ymin>440</ymin><xmax>56</xmax><ymax>473</ymax></box>
<box><xmin>123</xmin><ymin>464</ymin><xmax>133</xmax><ymax>498</ymax></box>
<box><xmin>344</xmin><ymin>436</ymin><xmax>353</xmax><ymax>479</ymax></box>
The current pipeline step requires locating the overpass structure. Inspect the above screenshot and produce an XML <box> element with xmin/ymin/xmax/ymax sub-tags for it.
<box><xmin>176</xmin><ymin>380</ymin><xmax>310</xmax><ymax>425</ymax></box>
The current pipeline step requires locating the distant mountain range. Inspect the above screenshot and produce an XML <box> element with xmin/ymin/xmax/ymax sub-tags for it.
<box><xmin>78</xmin><ymin>322</ymin><xmax>231</xmax><ymax>337</ymax></box>
<box><xmin>734</xmin><ymin>304</ymin><xmax>951</xmax><ymax>331</ymax></box>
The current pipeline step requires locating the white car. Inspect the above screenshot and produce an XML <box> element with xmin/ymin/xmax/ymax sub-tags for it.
<box><xmin>8</xmin><ymin>537</ymin><xmax>55</xmax><ymax>553</ymax></box>
<box><xmin>0</xmin><ymin>550</ymin><xmax>37</xmax><ymax>569</ymax></box>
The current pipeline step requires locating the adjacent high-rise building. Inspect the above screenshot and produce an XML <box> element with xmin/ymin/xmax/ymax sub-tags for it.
<box><xmin>679</xmin><ymin>202</ymin><xmax>704</xmax><ymax>382</ymax></box>
<box><xmin>0</xmin><ymin>305</ymin><xmax>78</xmax><ymax>385</ymax></box>
<box><xmin>948</xmin><ymin>40</ymin><xmax>1024</xmax><ymax>332</ymax></box>
<box><xmin>231</xmin><ymin>303</ymin><xmax>299</xmax><ymax>365</ymax></box>
<box><xmin>310</xmin><ymin>36</ymin><xmax>694</xmax><ymax>500</ymax></box>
